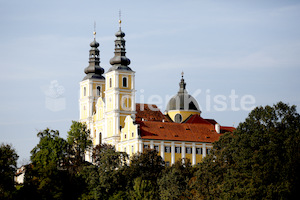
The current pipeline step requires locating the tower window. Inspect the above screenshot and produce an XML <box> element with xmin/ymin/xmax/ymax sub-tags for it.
<box><xmin>122</xmin><ymin>77</ymin><xmax>128</xmax><ymax>87</ymax></box>
<box><xmin>97</xmin><ymin>86</ymin><xmax>101</xmax><ymax>96</ymax></box>
<box><xmin>174</xmin><ymin>113</ymin><xmax>182</xmax><ymax>123</ymax></box>
<box><xmin>109</xmin><ymin>78</ymin><xmax>112</xmax><ymax>88</ymax></box>
<box><xmin>83</xmin><ymin>87</ymin><xmax>86</xmax><ymax>96</ymax></box>
<box><xmin>132</xmin><ymin>145</ymin><xmax>134</xmax><ymax>153</ymax></box>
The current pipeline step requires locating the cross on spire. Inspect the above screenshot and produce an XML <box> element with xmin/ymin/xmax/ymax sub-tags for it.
<box><xmin>119</xmin><ymin>10</ymin><xmax>122</xmax><ymax>27</ymax></box>
<box><xmin>93</xmin><ymin>21</ymin><xmax>96</xmax><ymax>39</ymax></box>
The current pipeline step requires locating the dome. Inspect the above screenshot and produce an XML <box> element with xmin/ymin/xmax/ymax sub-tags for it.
<box><xmin>166</xmin><ymin>73</ymin><xmax>201</xmax><ymax>113</ymax></box>
<box><xmin>90</xmin><ymin>39</ymin><xmax>99</xmax><ymax>48</ymax></box>
<box><xmin>166</xmin><ymin>93</ymin><xmax>200</xmax><ymax>111</ymax></box>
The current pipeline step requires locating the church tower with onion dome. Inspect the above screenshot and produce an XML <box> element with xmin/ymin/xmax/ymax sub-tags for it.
<box><xmin>79</xmin><ymin>17</ymin><xmax>235</xmax><ymax>165</ymax></box>
<box><xmin>79</xmin><ymin>31</ymin><xmax>105</xmax><ymax>128</ymax></box>
<box><xmin>102</xmin><ymin>19</ymin><xmax>136</xmax><ymax>146</ymax></box>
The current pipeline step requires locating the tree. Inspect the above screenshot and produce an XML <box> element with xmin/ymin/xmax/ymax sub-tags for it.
<box><xmin>127</xmin><ymin>149</ymin><xmax>164</xmax><ymax>200</ymax></box>
<box><xmin>80</xmin><ymin>144</ymin><xmax>129</xmax><ymax>200</ymax></box>
<box><xmin>31</xmin><ymin>128</ymin><xmax>68</xmax><ymax>168</ymax></box>
<box><xmin>129</xmin><ymin>177</ymin><xmax>157</xmax><ymax>200</ymax></box>
<box><xmin>158</xmin><ymin>159</ymin><xmax>195</xmax><ymax>200</ymax></box>
<box><xmin>194</xmin><ymin>102</ymin><xmax>300</xmax><ymax>199</ymax></box>
<box><xmin>0</xmin><ymin>143</ymin><xmax>18</xmax><ymax>200</ymax></box>
<box><xmin>67</xmin><ymin>121</ymin><xmax>92</xmax><ymax>164</ymax></box>
<box><xmin>19</xmin><ymin>128</ymin><xmax>83</xmax><ymax>200</ymax></box>
<box><xmin>128</xmin><ymin>149</ymin><xmax>164</xmax><ymax>181</ymax></box>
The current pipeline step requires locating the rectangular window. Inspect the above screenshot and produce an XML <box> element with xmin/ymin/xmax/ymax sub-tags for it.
<box><xmin>144</xmin><ymin>145</ymin><xmax>149</xmax><ymax>149</ymax></box>
<box><xmin>132</xmin><ymin>145</ymin><xmax>134</xmax><ymax>153</ymax></box>
<box><xmin>175</xmin><ymin>147</ymin><xmax>181</xmax><ymax>153</ymax></box>
<box><xmin>207</xmin><ymin>149</ymin><xmax>211</xmax><ymax>155</ymax></box>
<box><xmin>124</xmin><ymin>147</ymin><xmax>126</xmax><ymax>153</ymax></box>
<box><xmin>196</xmin><ymin>148</ymin><xmax>202</xmax><ymax>155</ymax></box>
<box><xmin>186</xmin><ymin>147</ymin><xmax>192</xmax><ymax>154</ymax></box>
<box><xmin>154</xmin><ymin>145</ymin><xmax>159</xmax><ymax>152</ymax></box>
<box><xmin>165</xmin><ymin>146</ymin><xmax>171</xmax><ymax>153</ymax></box>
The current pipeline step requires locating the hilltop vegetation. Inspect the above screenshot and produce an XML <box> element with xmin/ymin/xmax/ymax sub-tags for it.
<box><xmin>1</xmin><ymin>102</ymin><xmax>299</xmax><ymax>199</ymax></box>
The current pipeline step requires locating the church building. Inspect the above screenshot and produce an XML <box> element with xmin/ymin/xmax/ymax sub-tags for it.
<box><xmin>79</xmin><ymin>20</ymin><xmax>235</xmax><ymax>166</ymax></box>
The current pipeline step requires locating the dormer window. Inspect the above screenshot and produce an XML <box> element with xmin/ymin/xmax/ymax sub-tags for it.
<box><xmin>122</xmin><ymin>77</ymin><xmax>128</xmax><ymax>87</ymax></box>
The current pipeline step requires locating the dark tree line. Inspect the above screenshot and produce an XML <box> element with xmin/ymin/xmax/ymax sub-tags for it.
<box><xmin>1</xmin><ymin>102</ymin><xmax>299</xmax><ymax>199</ymax></box>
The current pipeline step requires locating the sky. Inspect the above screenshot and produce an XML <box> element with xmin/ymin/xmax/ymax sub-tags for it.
<box><xmin>1</xmin><ymin>0</ymin><xmax>300</xmax><ymax>165</ymax></box>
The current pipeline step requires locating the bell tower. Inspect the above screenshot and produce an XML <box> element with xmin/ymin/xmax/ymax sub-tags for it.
<box><xmin>103</xmin><ymin>19</ymin><xmax>136</xmax><ymax>145</ymax></box>
<box><xmin>79</xmin><ymin>31</ymin><xmax>105</xmax><ymax>125</ymax></box>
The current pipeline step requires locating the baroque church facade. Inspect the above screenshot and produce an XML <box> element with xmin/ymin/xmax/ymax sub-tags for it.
<box><xmin>79</xmin><ymin>21</ymin><xmax>234</xmax><ymax>166</ymax></box>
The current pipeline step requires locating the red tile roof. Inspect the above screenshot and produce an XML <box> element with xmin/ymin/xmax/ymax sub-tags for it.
<box><xmin>135</xmin><ymin>104</ymin><xmax>235</xmax><ymax>143</ymax></box>
<box><xmin>184</xmin><ymin>114</ymin><xmax>213</xmax><ymax>125</ymax></box>
<box><xmin>138</xmin><ymin>120</ymin><xmax>221</xmax><ymax>143</ymax></box>
<box><xmin>204</xmin><ymin>119</ymin><xmax>218</xmax><ymax>125</ymax></box>
<box><xmin>136</xmin><ymin>103</ymin><xmax>171</xmax><ymax>122</ymax></box>
<box><xmin>220</xmin><ymin>126</ymin><xmax>236</xmax><ymax>133</ymax></box>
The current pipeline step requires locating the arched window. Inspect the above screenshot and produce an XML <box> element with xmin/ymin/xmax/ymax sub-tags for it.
<box><xmin>174</xmin><ymin>113</ymin><xmax>182</xmax><ymax>123</ymax></box>
<box><xmin>97</xmin><ymin>86</ymin><xmax>101</xmax><ymax>96</ymax></box>
<box><xmin>109</xmin><ymin>78</ymin><xmax>112</xmax><ymax>88</ymax></box>
<box><xmin>83</xmin><ymin>87</ymin><xmax>86</xmax><ymax>96</ymax></box>
<box><xmin>122</xmin><ymin>77</ymin><xmax>127</xmax><ymax>87</ymax></box>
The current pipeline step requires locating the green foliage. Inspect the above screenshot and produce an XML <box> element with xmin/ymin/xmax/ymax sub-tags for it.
<box><xmin>13</xmin><ymin>102</ymin><xmax>300</xmax><ymax>199</ymax></box>
<box><xmin>79</xmin><ymin>144</ymin><xmax>129</xmax><ymax>200</ymax></box>
<box><xmin>92</xmin><ymin>143</ymin><xmax>128</xmax><ymax>170</ymax></box>
<box><xmin>67</xmin><ymin>121</ymin><xmax>92</xmax><ymax>164</ymax></box>
<box><xmin>129</xmin><ymin>149</ymin><xmax>164</xmax><ymax>181</ymax></box>
<box><xmin>130</xmin><ymin>177</ymin><xmax>157</xmax><ymax>200</ymax></box>
<box><xmin>31</xmin><ymin>128</ymin><xmax>68</xmax><ymax>169</ymax></box>
<box><xmin>17</xmin><ymin>128</ymin><xmax>84</xmax><ymax>200</ymax></box>
<box><xmin>158</xmin><ymin>159</ymin><xmax>195</xmax><ymax>200</ymax></box>
<box><xmin>0</xmin><ymin>143</ymin><xmax>18</xmax><ymax>200</ymax></box>
<box><xmin>194</xmin><ymin>102</ymin><xmax>300</xmax><ymax>199</ymax></box>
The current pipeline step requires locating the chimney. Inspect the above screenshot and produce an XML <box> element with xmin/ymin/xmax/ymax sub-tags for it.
<box><xmin>215</xmin><ymin>123</ymin><xmax>220</xmax><ymax>134</ymax></box>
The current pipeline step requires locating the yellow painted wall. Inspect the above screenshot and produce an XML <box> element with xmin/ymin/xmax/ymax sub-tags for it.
<box><xmin>164</xmin><ymin>153</ymin><xmax>171</xmax><ymax>163</ymax></box>
<box><xmin>185</xmin><ymin>154</ymin><xmax>192</xmax><ymax>161</ymax></box>
<box><xmin>175</xmin><ymin>153</ymin><xmax>181</xmax><ymax>162</ymax></box>
<box><xmin>196</xmin><ymin>154</ymin><xmax>203</xmax><ymax>163</ymax></box>
<box><xmin>120</xmin><ymin>115</ymin><xmax>126</xmax><ymax>130</ymax></box>
<box><xmin>168</xmin><ymin>110</ymin><xmax>200</xmax><ymax>122</ymax></box>
<box><xmin>119</xmin><ymin>93</ymin><xmax>132</xmax><ymax>112</ymax></box>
